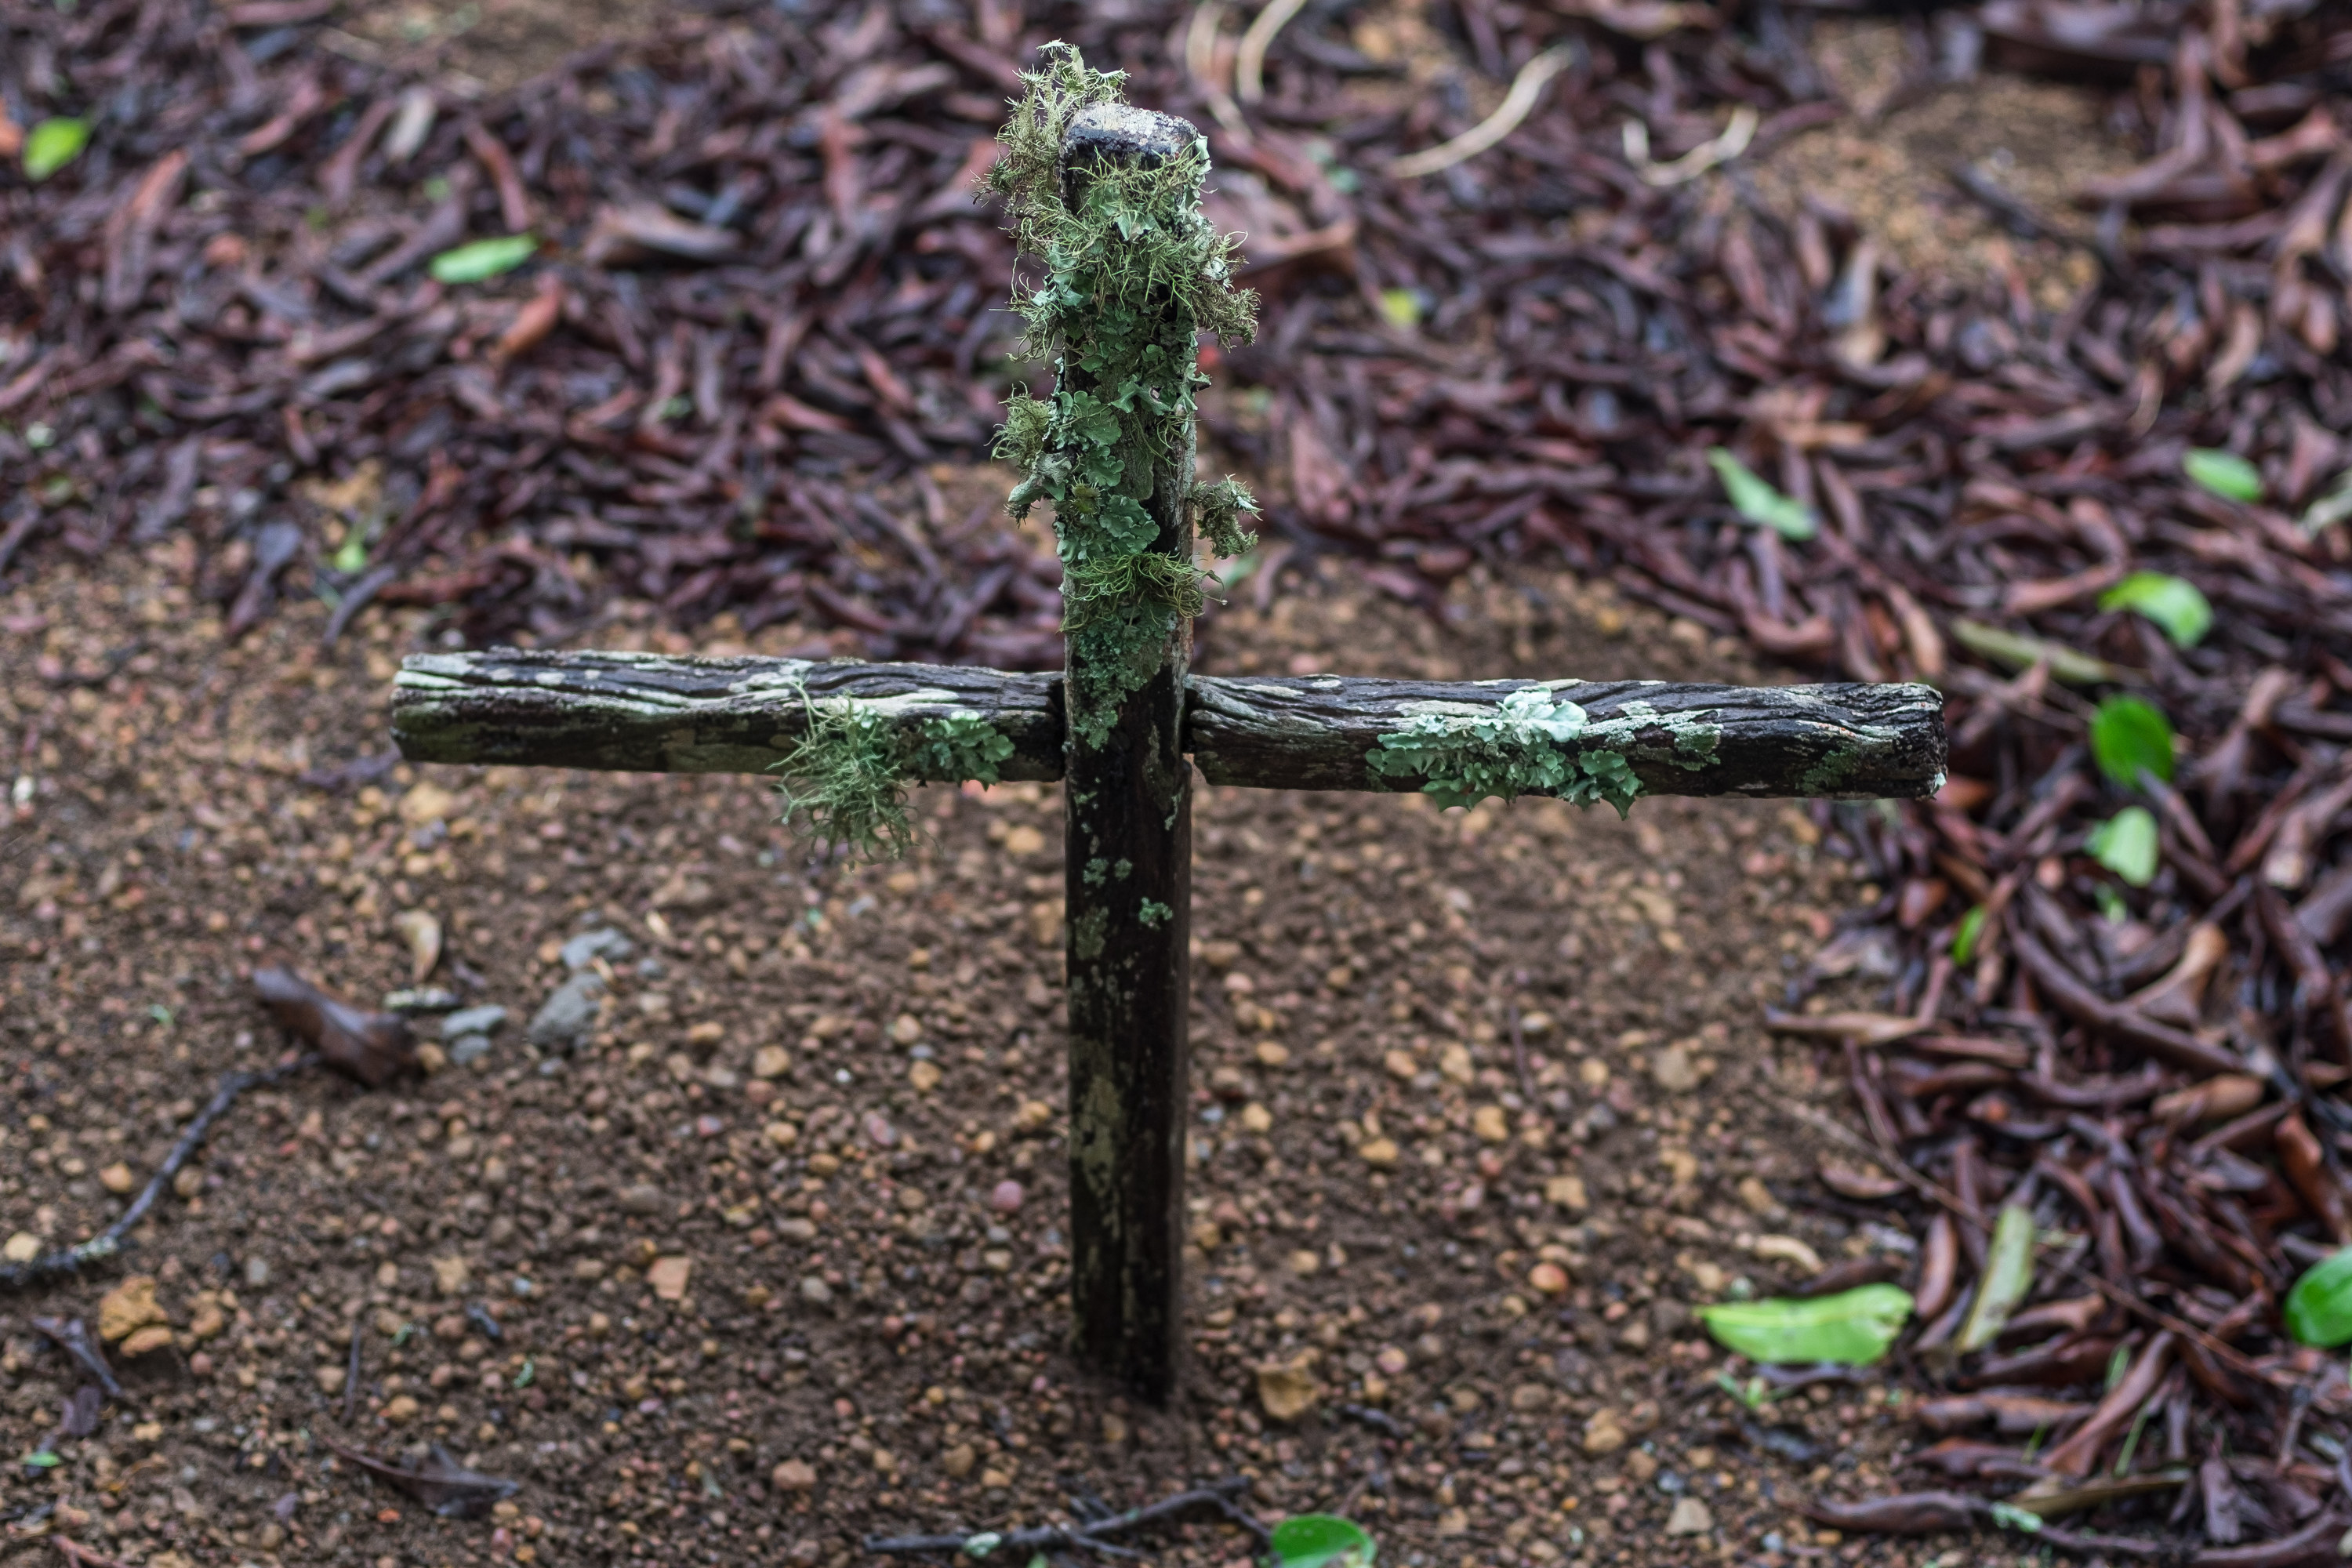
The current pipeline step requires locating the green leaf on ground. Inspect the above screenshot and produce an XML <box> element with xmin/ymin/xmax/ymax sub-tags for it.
<box><xmin>1377</xmin><ymin>289</ymin><xmax>1421</xmax><ymax>328</ymax></box>
<box><xmin>1948</xmin><ymin>620</ymin><xmax>2130</xmax><ymax>686</ymax></box>
<box><xmin>22</xmin><ymin>1450</ymin><xmax>60</xmax><ymax>1469</ymax></box>
<box><xmin>2183</xmin><ymin>448</ymin><xmax>2263</xmax><ymax>503</ymax></box>
<box><xmin>1706</xmin><ymin>448</ymin><xmax>1817</xmax><ymax>540</ymax></box>
<box><xmin>1697</xmin><ymin>1283</ymin><xmax>1913</xmax><ymax>1367</ymax></box>
<box><xmin>24</xmin><ymin>118</ymin><xmax>90</xmax><ymax>181</ymax></box>
<box><xmin>1988</xmin><ymin>1501</ymin><xmax>2045</xmax><ymax>1534</ymax></box>
<box><xmin>2089</xmin><ymin>695</ymin><xmax>2174</xmax><ymax>787</ymax></box>
<box><xmin>2284</xmin><ymin>1247</ymin><xmax>2352</xmax><ymax>1348</ymax></box>
<box><xmin>2097</xmin><ymin>572</ymin><xmax>2211</xmax><ymax>648</ymax></box>
<box><xmin>428</xmin><ymin>234</ymin><xmax>539</xmax><ymax>283</ymax></box>
<box><xmin>1268</xmin><ymin>1515</ymin><xmax>1377</xmax><ymax>1568</ymax></box>
<box><xmin>1956</xmin><ymin>1204</ymin><xmax>2037</xmax><ymax>1352</ymax></box>
<box><xmin>1950</xmin><ymin>905</ymin><xmax>1987</xmax><ymax>965</ymax></box>
<box><xmin>2086</xmin><ymin>807</ymin><xmax>2158</xmax><ymax>887</ymax></box>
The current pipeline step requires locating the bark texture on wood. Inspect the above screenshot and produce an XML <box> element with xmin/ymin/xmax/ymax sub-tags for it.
<box><xmin>394</xmin><ymin>656</ymin><xmax>1947</xmax><ymax>803</ymax></box>
<box><xmin>390</xmin><ymin>650</ymin><xmax>1064</xmax><ymax>780</ymax></box>
<box><xmin>1058</xmin><ymin>103</ymin><xmax>1197</xmax><ymax>1406</ymax></box>
<box><xmin>1189</xmin><ymin>676</ymin><xmax>1947</xmax><ymax>799</ymax></box>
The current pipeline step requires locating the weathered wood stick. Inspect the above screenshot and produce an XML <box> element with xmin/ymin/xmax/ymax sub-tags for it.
<box><xmin>1188</xmin><ymin>674</ymin><xmax>1948</xmax><ymax>800</ymax></box>
<box><xmin>392</xmin><ymin>652</ymin><xmax>1947</xmax><ymax>801</ymax></box>
<box><xmin>390</xmin><ymin>650</ymin><xmax>1065</xmax><ymax>781</ymax></box>
<box><xmin>1054</xmin><ymin>102</ymin><xmax>1199</xmax><ymax>1407</ymax></box>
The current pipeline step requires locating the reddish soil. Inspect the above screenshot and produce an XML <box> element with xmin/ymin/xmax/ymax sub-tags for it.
<box><xmin>0</xmin><ymin>532</ymin><xmax>1965</xmax><ymax>1568</ymax></box>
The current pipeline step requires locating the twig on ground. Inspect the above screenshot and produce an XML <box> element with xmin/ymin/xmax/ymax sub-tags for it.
<box><xmin>1390</xmin><ymin>46</ymin><xmax>1576</xmax><ymax>179</ymax></box>
<box><xmin>0</xmin><ymin>1057</ymin><xmax>316</xmax><ymax>1291</ymax></box>
<box><xmin>1622</xmin><ymin>102</ymin><xmax>1759</xmax><ymax>186</ymax></box>
<box><xmin>4</xmin><ymin>1532</ymin><xmax>137</xmax><ymax>1568</ymax></box>
<box><xmin>864</xmin><ymin>1477</ymin><xmax>1266</xmax><ymax>1556</ymax></box>
<box><xmin>28</xmin><ymin>1319</ymin><xmax>118</xmax><ymax>1399</ymax></box>
<box><xmin>1185</xmin><ymin>3</ymin><xmax>1250</xmax><ymax>143</ymax></box>
<box><xmin>1235</xmin><ymin>0</ymin><xmax>1306</xmax><ymax>105</ymax></box>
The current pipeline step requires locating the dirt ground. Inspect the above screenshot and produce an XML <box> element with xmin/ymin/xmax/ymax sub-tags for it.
<box><xmin>337</xmin><ymin>0</ymin><xmax>656</xmax><ymax>94</ymax></box>
<box><xmin>0</xmin><ymin>521</ymin><xmax>1996</xmax><ymax>1568</ymax></box>
<box><xmin>1748</xmin><ymin>16</ymin><xmax>2135</xmax><ymax>303</ymax></box>
<box><xmin>0</xmin><ymin>5</ymin><xmax>2139</xmax><ymax>1566</ymax></box>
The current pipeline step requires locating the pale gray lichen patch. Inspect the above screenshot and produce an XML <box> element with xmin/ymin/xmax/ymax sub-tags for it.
<box><xmin>1365</xmin><ymin>690</ymin><xmax>1725</xmax><ymax>816</ymax></box>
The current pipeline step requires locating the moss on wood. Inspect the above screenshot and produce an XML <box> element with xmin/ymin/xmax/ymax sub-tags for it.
<box><xmin>986</xmin><ymin>45</ymin><xmax>1259</xmax><ymax>750</ymax></box>
<box><xmin>771</xmin><ymin>695</ymin><xmax>1014</xmax><ymax>858</ymax></box>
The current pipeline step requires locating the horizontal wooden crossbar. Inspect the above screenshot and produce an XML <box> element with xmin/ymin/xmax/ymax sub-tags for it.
<box><xmin>392</xmin><ymin>651</ymin><xmax>1947</xmax><ymax>800</ymax></box>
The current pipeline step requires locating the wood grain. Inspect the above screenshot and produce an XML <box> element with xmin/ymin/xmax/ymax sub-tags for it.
<box><xmin>394</xmin><ymin>654</ymin><xmax>1947</xmax><ymax>802</ymax></box>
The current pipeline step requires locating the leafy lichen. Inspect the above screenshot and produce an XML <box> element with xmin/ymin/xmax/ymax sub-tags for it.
<box><xmin>770</xmin><ymin>695</ymin><xmax>1015</xmax><ymax>859</ymax></box>
<box><xmin>1364</xmin><ymin>689</ymin><xmax>1722</xmax><ymax>818</ymax></box>
<box><xmin>907</xmin><ymin>712</ymin><xmax>1018</xmax><ymax>786</ymax></box>
<box><xmin>986</xmin><ymin>45</ymin><xmax>1260</xmax><ymax>750</ymax></box>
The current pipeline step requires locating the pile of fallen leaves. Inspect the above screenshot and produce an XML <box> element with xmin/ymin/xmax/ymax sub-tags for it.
<box><xmin>6</xmin><ymin>0</ymin><xmax>2352</xmax><ymax>1553</ymax></box>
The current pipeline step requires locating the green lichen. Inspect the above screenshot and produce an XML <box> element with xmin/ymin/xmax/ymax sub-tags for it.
<box><xmin>1138</xmin><ymin>898</ymin><xmax>1173</xmax><ymax>928</ymax></box>
<box><xmin>770</xmin><ymin>695</ymin><xmax>1014</xmax><ymax>859</ymax></box>
<box><xmin>987</xmin><ymin>45</ymin><xmax>1260</xmax><ymax>750</ymax></box>
<box><xmin>1193</xmin><ymin>477</ymin><xmax>1260</xmax><ymax>560</ymax></box>
<box><xmin>1606</xmin><ymin>699</ymin><xmax>1723</xmax><ymax>775</ymax></box>
<box><xmin>1798</xmin><ymin>724</ymin><xmax>1901</xmax><ymax>797</ymax></box>
<box><xmin>1365</xmin><ymin>690</ymin><xmax>1723</xmax><ymax>818</ymax></box>
<box><xmin>907</xmin><ymin>712</ymin><xmax>1017</xmax><ymax>785</ymax></box>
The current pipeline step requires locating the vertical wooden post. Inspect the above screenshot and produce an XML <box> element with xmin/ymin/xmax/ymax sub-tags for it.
<box><xmin>1059</xmin><ymin>104</ymin><xmax>1196</xmax><ymax>1403</ymax></box>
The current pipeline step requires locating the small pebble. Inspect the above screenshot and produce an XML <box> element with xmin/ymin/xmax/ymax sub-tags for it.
<box><xmin>439</xmin><ymin>1004</ymin><xmax>508</xmax><ymax>1040</ymax></box>
<box><xmin>1664</xmin><ymin>1497</ymin><xmax>1714</xmax><ymax>1537</ymax></box>
<box><xmin>989</xmin><ymin>1180</ymin><xmax>1024</xmax><ymax>1214</ymax></box>
<box><xmin>558</xmin><ymin>927</ymin><xmax>633</xmax><ymax>971</ymax></box>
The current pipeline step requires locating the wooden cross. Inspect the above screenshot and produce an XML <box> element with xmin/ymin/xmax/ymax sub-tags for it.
<box><xmin>387</xmin><ymin>98</ymin><xmax>1947</xmax><ymax>1403</ymax></box>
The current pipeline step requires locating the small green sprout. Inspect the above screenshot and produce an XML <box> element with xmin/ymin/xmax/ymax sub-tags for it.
<box><xmin>1706</xmin><ymin>447</ymin><xmax>1817</xmax><ymax>540</ymax></box>
<box><xmin>1265</xmin><ymin>1514</ymin><xmax>1376</xmax><ymax>1568</ymax></box>
<box><xmin>2182</xmin><ymin>448</ymin><xmax>2262</xmax><ymax>503</ymax></box>
<box><xmin>2088</xmin><ymin>696</ymin><xmax>2174</xmax><ymax>787</ymax></box>
<box><xmin>2086</xmin><ymin>807</ymin><xmax>2158</xmax><ymax>887</ymax></box>
<box><xmin>429</xmin><ymin>235</ymin><xmax>539</xmax><ymax>283</ymax></box>
<box><xmin>24</xmin><ymin>118</ymin><xmax>89</xmax><ymax>181</ymax></box>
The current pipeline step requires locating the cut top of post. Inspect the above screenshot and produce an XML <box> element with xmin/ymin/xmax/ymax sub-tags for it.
<box><xmin>1062</xmin><ymin>104</ymin><xmax>1195</xmax><ymax>176</ymax></box>
<box><xmin>986</xmin><ymin>46</ymin><xmax>1260</xmax><ymax>754</ymax></box>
